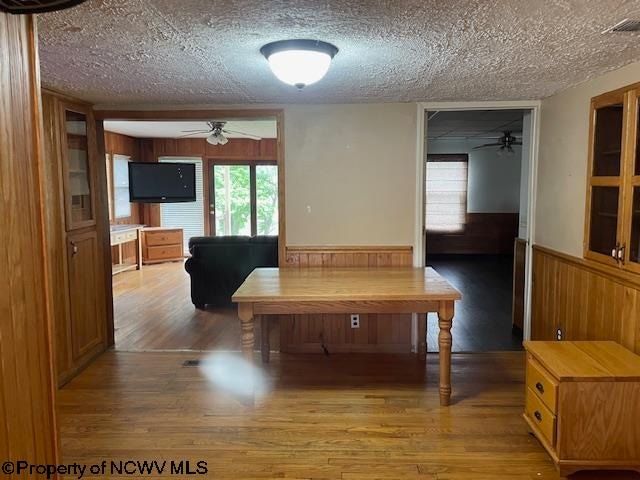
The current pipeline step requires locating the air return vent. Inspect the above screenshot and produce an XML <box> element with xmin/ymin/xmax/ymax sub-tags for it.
<box><xmin>603</xmin><ymin>18</ymin><xmax>640</xmax><ymax>33</ymax></box>
<box><xmin>0</xmin><ymin>0</ymin><xmax>86</xmax><ymax>14</ymax></box>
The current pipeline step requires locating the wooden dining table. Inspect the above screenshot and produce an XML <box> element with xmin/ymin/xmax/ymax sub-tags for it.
<box><xmin>232</xmin><ymin>267</ymin><xmax>462</xmax><ymax>406</ymax></box>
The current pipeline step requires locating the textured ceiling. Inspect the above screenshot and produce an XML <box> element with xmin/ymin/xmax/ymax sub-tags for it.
<box><xmin>103</xmin><ymin>120</ymin><xmax>277</xmax><ymax>138</ymax></box>
<box><xmin>427</xmin><ymin>109</ymin><xmax>525</xmax><ymax>139</ymax></box>
<box><xmin>38</xmin><ymin>0</ymin><xmax>640</xmax><ymax>105</ymax></box>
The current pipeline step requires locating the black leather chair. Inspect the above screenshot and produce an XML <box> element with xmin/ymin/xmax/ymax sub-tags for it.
<box><xmin>184</xmin><ymin>236</ymin><xmax>278</xmax><ymax>308</ymax></box>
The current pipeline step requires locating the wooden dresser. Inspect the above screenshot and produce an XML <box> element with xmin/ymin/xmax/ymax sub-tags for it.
<box><xmin>141</xmin><ymin>227</ymin><xmax>184</xmax><ymax>264</ymax></box>
<box><xmin>523</xmin><ymin>341</ymin><xmax>640</xmax><ymax>477</ymax></box>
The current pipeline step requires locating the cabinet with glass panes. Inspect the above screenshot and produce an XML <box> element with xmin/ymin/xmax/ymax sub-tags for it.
<box><xmin>585</xmin><ymin>84</ymin><xmax>640</xmax><ymax>273</ymax></box>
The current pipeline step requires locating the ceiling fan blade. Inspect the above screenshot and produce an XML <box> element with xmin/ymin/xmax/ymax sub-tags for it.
<box><xmin>177</xmin><ymin>131</ymin><xmax>210</xmax><ymax>138</ymax></box>
<box><xmin>181</xmin><ymin>129</ymin><xmax>211</xmax><ymax>133</ymax></box>
<box><xmin>472</xmin><ymin>143</ymin><xmax>503</xmax><ymax>150</ymax></box>
<box><xmin>222</xmin><ymin>129</ymin><xmax>262</xmax><ymax>141</ymax></box>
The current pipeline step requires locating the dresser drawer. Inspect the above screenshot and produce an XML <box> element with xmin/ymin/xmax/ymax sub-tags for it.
<box><xmin>144</xmin><ymin>244</ymin><xmax>183</xmax><ymax>261</ymax></box>
<box><xmin>144</xmin><ymin>230</ymin><xmax>182</xmax><ymax>246</ymax></box>
<box><xmin>123</xmin><ymin>229</ymin><xmax>138</xmax><ymax>241</ymax></box>
<box><xmin>525</xmin><ymin>387</ymin><xmax>556</xmax><ymax>447</ymax></box>
<box><xmin>526</xmin><ymin>357</ymin><xmax>558</xmax><ymax>413</ymax></box>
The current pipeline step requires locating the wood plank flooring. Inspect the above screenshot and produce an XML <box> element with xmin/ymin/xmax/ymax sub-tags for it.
<box><xmin>426</xmin><ymin>255</ymin><xmax>523</xmax><ymax>352</ymax></box>
<box><xmin>112</xmin><ymin>261</ymin><xmax>277</xmax><ymax>351</ymax></box>
<box><xmin>57</xmin><ymin>351</ymin><xmax>640</xmax><ymax>479</ymax></box>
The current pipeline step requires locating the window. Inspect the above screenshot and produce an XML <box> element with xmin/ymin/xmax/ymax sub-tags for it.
<box><xmin>112</xmin><ymin>154</ymin><xmax>131</xmax><ymax>218</ymax></box>
<box><xmin>160</xmin><ymin>157</ymin><xmax>205</xmax><ymax>253</ymax></box>
<box><xmin>425</xmin><ymin>154</ymin><xmax>468</xmax><ymax>232</ymax></box>
<box><xmin>213</xmin><ymin>163</ymin><xmax>278</xmax><ymax>236</ymax></box>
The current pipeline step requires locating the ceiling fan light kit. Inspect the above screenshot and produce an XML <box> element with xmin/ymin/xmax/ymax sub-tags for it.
<box><xmin>260</xmin><ymin>39</ymin><xmax>338</xmax><ymax>89</ymax></box>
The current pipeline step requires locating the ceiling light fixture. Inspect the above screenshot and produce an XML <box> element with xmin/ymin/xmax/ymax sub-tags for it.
<box><xmin>206</xmin><ymin>125</ymin><xmax>228</xmax><ymax>145</ymax></box>
<box><xmin>260</xmin><ymin>39</ymin><xmax>338</xmax><ymax>89</ymax></box>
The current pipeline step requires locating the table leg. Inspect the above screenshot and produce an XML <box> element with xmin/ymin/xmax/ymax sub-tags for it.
<box><xmin>417</xmin><ymin>313</ymin><xmax>427</xmax><ymax>359</ymax></box>
<box><xmin>238</xmin><ymin>303</ymin><xmax>255</xmax><ymax>362</ymax></box>
<box><xmin>438</xmin><ymin>301</ymin><xmax>454</xmax><ymax>406</ymax></box>
<box><xmin>261</xmin><ymin>315</ymin><xmax>270</xmax><ymax>364</ymax></box>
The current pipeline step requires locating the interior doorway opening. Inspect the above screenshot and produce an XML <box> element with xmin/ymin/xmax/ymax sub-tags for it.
<box><xmin>98</xmin><ymin>113</ymin><xmax>284</xmax><ymax>353</ymax></box>
<box><xmin>423</xmin><ymin>108</ymin><xmax>534</xmax><ymax>352</ymax></box>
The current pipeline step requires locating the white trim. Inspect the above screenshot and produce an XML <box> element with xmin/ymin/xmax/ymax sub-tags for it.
<box><xmin>414</xmin><ymin>100</ymin><xmax>542</xmax><ymax>348</ymax></box>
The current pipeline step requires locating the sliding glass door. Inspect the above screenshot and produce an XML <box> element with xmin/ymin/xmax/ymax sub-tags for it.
<box><xmin>211</xmin><ymin>163</ymin><xmax>278</xmax><ymax>236</ymax></box>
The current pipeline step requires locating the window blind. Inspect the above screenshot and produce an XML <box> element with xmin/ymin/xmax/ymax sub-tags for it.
<box><xmin>159</xmin><ymin>157</ymin><xmax>205</xmax><ymax>253</ymax></box>
<box><xmin>112</xmin><ymin>154</ymin><xmax>131</xmax><ymax>219</ymax></box>
<box><xmin>425</xmin><ymin>157</ymin><xmax>468</xmax><ymax>232</ymax></box>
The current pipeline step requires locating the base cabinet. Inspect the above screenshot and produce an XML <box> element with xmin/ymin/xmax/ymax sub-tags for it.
<box><xmin>67</xmin><ymin>231</ymin><xmax>105</xmax><ymax>361</ymax></box>
<box><xmin>523</xmin><ymin>341</ymin><xmax>640</xmax><ymax>477</ymax></box>
<box><xmin>141</xmin><ymin>227</ymin><xmax>184</xmax><ymax>264</ymax></box>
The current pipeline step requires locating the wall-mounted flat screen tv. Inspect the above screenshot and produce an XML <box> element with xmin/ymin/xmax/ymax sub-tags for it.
<box><xmin>128</xmin><ymin>162</ymin><xmax>196</xmax><ymax>203</ymax></box>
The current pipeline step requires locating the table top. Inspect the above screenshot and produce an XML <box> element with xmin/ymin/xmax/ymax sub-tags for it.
<box><xmin>525</xmin><ymin>341</ymin><xmax>640</xmax><ymax>381</ymax></box>
<box><xmin>232</xmin><ymin>267</ymin><xmax>461</xmax><ymax>303</ymax></box>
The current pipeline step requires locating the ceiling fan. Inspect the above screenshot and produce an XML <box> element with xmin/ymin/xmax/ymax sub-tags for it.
<box><xmin>179</xmin><ymin>121</ymin><xmax>262</xmax><ymax>145</ymax></box>
<box><xmin>472</xmin><ymin>130</ymin><xmax>522</xmax><ymax>156</ymax></box>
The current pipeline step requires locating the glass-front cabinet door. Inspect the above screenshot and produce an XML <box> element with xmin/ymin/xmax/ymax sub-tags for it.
<box><xmin>585</xmin><ymin>93</ymin><xmax>626</xmax><ymax>266</ymax></box>
<box><xmin>624</xmin><ymin>90</ymin><xmax>640</xmax><ymax>273</ymax></box>
<box><xmin>61</xmin><ymin>105</ymin><xmax>96</xmax><ymax>230</ymax></box>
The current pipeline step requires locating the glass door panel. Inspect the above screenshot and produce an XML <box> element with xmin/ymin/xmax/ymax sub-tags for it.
<box><xmin>593</xmin><ymin>103</ymin><xmax>623</xmax><ymax>177</ymax></box>
<box><xmin>64</xmin><ymin>109</ymin><xmax>94</xmax><ymax>228</ymax></box>
<box><xmin>630</xmin><ymin>187</ymin><xmax>640</xmax><ymax>264</ymax></box>
<box><xmin>214</xmin><ymin>165</ymin><xmax>251</xmax><ymax>236</ymax></box>
<box><xmin>588</xmin><ymin>186</ymin><xmax>619</xmax><ymax>256</ymax></box>
<box><xmin>256</xmin><ymin>165</ymin><xmax>279</xmax><ymax>236</ymax></box>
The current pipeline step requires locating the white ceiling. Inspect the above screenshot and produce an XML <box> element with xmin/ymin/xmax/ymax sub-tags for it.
<box><xmin>38</xmin><ymin>0</ymin><xmax>640</xmax><ymax>105</ymax></box>
<box><xmin>103</xmin><ymin>120</ymin><xmax>277</xmax><ymax>138</ymax></box>
<box><xmin>427</xmin><ymin>110</ymin><xmax>525</xmax><ymax>139</ymax></box>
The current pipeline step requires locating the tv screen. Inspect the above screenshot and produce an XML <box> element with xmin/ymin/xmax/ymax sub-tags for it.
<box><xmin>128</xmin><ymin>162</ymin><xmax>196</xmax><ymax>203</ymax></box>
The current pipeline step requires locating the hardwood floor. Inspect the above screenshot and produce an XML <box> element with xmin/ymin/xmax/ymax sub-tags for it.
<box><xmin>57</xmin><ymin>351</ymin><xmax>640</xmax><ymax>479</ymax></box>
<box><xmin>112</xmin><ymin>261</ymin><xmax>277</xmax><ymax>351</ymax></box>
<box><xmin>426</xmin><ymin>254</ymin><xmax>523</xmax><ymax>352</ymax></box>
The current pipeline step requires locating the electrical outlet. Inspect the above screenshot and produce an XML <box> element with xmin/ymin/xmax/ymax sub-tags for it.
<box><xmin>350</xmin><ymin>314</ymin><xmax>360</xmax><ymax>329</ymax></box>
<box><xmin>556</xmin><ymin>328</ymin><xmax>563</xmax><ymax>341</ymax></box>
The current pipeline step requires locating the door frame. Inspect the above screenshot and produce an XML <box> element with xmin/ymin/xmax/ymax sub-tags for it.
<box><xmin>94</xmin><ymin>109</ymin><xmax>286</xmax><ymax>348</ymax></box>
<box><xmin>414</xmin><ymin>101</ymin><xmax>541</xmax><ymax>343</ymax></box>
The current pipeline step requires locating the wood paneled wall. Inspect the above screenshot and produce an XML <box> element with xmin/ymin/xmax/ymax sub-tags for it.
<box><xmin>151</xmin><ymin>137</ymin><xmax>277</xmax><ymax>161</ymax></box>
<box><xmin>531</xmin><ymin>245</ymin><xmax>640</xmax><ymax>354</ymax></box>
<box><xmin>426</xmin><ymin>213</ymin><xmax>519</xmax><ymax>255</ymax></box>
<box><xmin>279</xmin><ymin>246</ymin><xmax>414</xmax><ymax>353</ymax></box>
<box><xmin>0</xmin><ymin>12</ymin><xmax>58</xmax><ymax>467</ymax></box>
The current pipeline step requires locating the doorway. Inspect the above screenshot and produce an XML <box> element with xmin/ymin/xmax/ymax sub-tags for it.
<box><xmin>96</xmin><ymin>112</ymin><xmax>285</xmax><ymax>352</ymax></box>
<box><xmin>422</xmin><ymin>107</ymin><xmax>537</xmax><ymax>352</ymax></box>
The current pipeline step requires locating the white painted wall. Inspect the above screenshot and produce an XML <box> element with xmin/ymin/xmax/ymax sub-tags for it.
<box><xmin>284</xmin><ymin>103</ymin><xmax>418</xmax><ymax>246</ymax></box>
<box><xmin>536</xmin><ymin>60</ymin><xmax>640</xmax><ymax>257</ymax></box>
<box><xmin>426</xmin><ymin>138</ymin><xmax>522</xmax><ymax>213</ymax></box>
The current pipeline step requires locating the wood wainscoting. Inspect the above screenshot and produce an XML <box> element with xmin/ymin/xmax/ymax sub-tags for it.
<box><xmin>426</xmin><ymin>213</ymin><xmax>519</xmax><ymax>255</ymax></box>
<box><xmin>279</xmin><ymin>246</ymin><xmax>414</xmax><ymax>353</ymax></box>
<box><xmin>531</xmin><ymin>245</ymin><xmax>640</xmax><ymax>354</ymax></box>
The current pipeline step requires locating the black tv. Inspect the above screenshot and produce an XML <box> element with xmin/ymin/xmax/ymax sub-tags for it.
<box><xmin>128</xmin><ymin>162</ymin><xmax>196</xmax><ymax>203</ymax></box>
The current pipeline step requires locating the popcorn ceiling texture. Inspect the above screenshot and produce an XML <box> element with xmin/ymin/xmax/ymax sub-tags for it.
<box><xmin>38</xmin><ymin>0</ymin><xmax>640</xmax><ymax>105</ymax></box>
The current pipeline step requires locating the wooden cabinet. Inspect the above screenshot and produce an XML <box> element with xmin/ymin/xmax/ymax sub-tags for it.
<box><xmin>141</xmin><ymin>227</ymin><xmax>184</xmax><ymax>264</ymax></box>
<box><xmin>41</xmin><ymin>92</ymin><xmax>109</xmax><ymax>386</ymax></box>
<box><xmin>585</xmin><ymin>85</ymin><xmax>640</xmax><ymax>274</ymax></box>
<box><xmin>67</xmin><ymin>231</ymin><xmax>105</xmax><ymax>360</ymax></box>
<box><xmin>523</xmin><ymin>341</ymin><xmax>640</xmax><ymax>477</ymax></box>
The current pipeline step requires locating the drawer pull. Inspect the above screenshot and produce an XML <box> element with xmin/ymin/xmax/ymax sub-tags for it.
<box><xmin>535</xmin><ymin>382</ymin><xmax>545</xmax><ymax>394</ymax></box>
<box><xmin>534</xmin><ymin>410</ymin><xmax>543</xmax><ymax>422</ymax></box>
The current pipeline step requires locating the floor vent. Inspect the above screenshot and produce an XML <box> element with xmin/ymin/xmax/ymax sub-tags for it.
<box><xmin>603</xmin><ymin>18</ymin><xmax>640</xmax><ymax>33</ymax></box>
<box><xmin>182</xmin><ymin>359</ymin><xmax>200</xmax><ymax>367</ymax></box>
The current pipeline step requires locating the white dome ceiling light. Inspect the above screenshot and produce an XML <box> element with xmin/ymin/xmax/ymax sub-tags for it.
<box><xmin>260</xmin><ymin>39</ymin><xmax>338</xmax><ymax>89</ymax></box>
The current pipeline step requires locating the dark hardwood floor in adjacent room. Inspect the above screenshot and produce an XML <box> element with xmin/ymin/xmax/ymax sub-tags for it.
<box><xmin>112</xmin><ymin>262</ymin><xmax>276</xmax><ymax>351</ymax></box>
<box><xmin>57</xmin><ymin>350</ymin><xmax>639</xmax><ymax>480</ymax></box>
<box><xmin>426</xmin><ymin>254</ymin><xmax>522</xmax><ymax>352</ymax></box>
